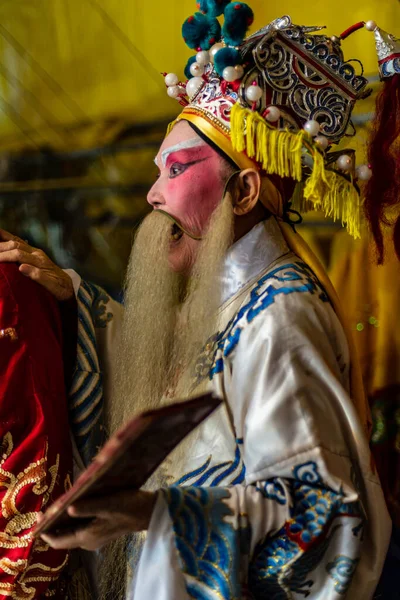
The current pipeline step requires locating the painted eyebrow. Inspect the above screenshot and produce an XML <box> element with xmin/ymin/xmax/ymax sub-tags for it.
<box><xmin>153</xmin><ymin>155</ymin><xmax>210</xmax><ymax>174</ymax></box>
<box><xmin>156</xmin><ymin>138</ymin><xmax>205</xmax><ymax>167</ymax></box>
<box><xmin>170</xmin><ymin>156</ymin><xmax>209</xmax><ymax>172</ymax></box>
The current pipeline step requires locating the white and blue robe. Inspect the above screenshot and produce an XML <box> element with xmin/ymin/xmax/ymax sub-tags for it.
<box><xmin>68</xmin><ymin>217</ymin><xmax>391</xmax><ymax>599</ymax></box>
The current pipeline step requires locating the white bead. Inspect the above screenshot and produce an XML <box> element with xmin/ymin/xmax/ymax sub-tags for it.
<box><xmin>167</xmin><ymin>85</ymin><xmax>180</xmax><ymax>98</ymax></box>
<box><xmin>356</xmin><ymin>164</ymin><xmax>372</xmax><ymax>181</ymax></box>
<box><xmin>234</xmin><ymin>65</ymin><xmax>244</xmax><ymax>79</ymax></box>
<box><xmin>365</xmin><ymin>20</ymin><xmax>377</xmax><ymax>32</ymax></box>
<box><xmin>186</xmin><ymin>76</ymin><xmax>203</xmax><ymax>98</ymax></box>
<box><xmin>223</xmin><ymin>66</ymin><xmax>238</xmax><ymax>82</ymax></box>
<box><xmin>330</xmin><ymin>35</ymin><xmax>340</xmax><ymax>43</ymax></box>
<box><xmin>336</xmin><ymin>154</ymin><xmax>352</xmax><ymax>171</ymax></box>
<box><xmin>190</xmin><ymin>62</ymin><xmax>205</xmax><ymax>77</ymax></box>
<box><xmin>165</xmin><ymin>73</ymin><xmax>179</xmax><ymax>87</ymax></box>
<box><xmin>210</xmin><ymin>43</ymin><xmax>224</xmax><ymax>63</ymax></box>
<box><xmin>245</xmin><ymin>85</ymin><xmax>263</xmax><ymax>102</ymax></box>
<box><xmin>265</xmin><ymin>106</ymin><xmax>281</xmax><ymax>123</ymax></box>
<box><xmin>314</xmin><ymin>135</ymin><xmax>329</xmax><ymax>150</ymax></box>
<box><xmin>196</xmin><ymin>50</ymin><xmax>210</xmax><ymax>65</ymax></box>
<box><xmin>304</xmin><ymin>120</ymin><xmax>320</xmax><ymax>137</ymax></box>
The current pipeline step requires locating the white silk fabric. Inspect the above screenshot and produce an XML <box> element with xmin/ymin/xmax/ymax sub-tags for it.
<box><xmin>130</xmin><ymin>218</ymin><xmax>390</xmax><ymax>600</ymax></box>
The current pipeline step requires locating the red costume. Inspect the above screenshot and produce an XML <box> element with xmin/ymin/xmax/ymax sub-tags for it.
<box><xmin>0</xmin><ymin>264</ymin><xmax>73</xmax><ymax>598</ymax></box>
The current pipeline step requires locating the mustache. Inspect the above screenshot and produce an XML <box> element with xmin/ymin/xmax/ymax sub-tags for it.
<box><xmin>155</xmin><ymin>209</ymin><xmax>203</xmax><ymax>241</ymax></box>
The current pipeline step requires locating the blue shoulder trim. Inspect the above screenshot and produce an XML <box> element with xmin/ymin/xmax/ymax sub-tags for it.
<box><xmin>193</xmin><ymin>261</ymin><xmax>330</xmax><ymax>385</ymax></box>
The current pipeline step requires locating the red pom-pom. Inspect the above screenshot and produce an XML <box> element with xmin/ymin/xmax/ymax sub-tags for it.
<box><xmin>221</xmin><ymin>79</ymin><xmax>241</xmax><ymax>94</ymax></box>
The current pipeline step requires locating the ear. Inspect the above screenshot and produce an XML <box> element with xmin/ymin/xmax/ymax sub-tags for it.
<box><xmin>232</xmin><ymin>169</ymin><xmax>261</xmax><ymax>216</ymax></box>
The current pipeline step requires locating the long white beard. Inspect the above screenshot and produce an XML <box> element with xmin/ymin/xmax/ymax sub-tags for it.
<box><xmin>108</xmin><ymin>195</ymin><xmax>234</xmax><ymax>433</ymax></box>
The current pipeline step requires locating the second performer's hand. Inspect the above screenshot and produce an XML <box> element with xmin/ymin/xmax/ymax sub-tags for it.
<box><xmin>0</xmin><ymin>229</ymin><xmax>74</xmax><ymax>301</ymax></box>
<box><xmin>38</xmin><ymin>490</ymin><xmax>157</xmax><ymax>551</ymax></box>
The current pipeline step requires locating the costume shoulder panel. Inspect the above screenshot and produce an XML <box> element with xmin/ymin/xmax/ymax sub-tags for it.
<box><xmin>207</xmin><ymin>259</ymin><xmax>337</xmax><ymax>380</ymax></box>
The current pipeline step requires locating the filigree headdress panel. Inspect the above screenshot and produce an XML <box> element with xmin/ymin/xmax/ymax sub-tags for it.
<box><xmin>163</xmin><ymin>3</ymin><xmax>374</xmax><ymax>238</ymax></box>
<box><xmin>239</xmin><ymin>18</ymin><xmax>369</xmax><ymax>143</ymax></box>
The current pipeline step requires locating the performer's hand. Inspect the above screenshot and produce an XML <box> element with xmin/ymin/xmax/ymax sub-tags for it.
<box><xmin>39</xmin><ymin>490</ymin><xmax>157</xmax><ymax>551</ymax></box>
<box><xmin>0</xmin><ymin>230</ymin><xmax>74</xmax><ymax>301</ymax></box>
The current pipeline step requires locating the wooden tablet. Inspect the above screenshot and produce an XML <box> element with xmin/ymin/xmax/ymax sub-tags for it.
<box><xmin>34</xmin><ymin>393</ymin><xmax>221</xmax><ymax>536</ymax></box>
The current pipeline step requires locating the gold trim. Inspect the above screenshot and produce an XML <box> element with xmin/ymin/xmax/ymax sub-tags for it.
<box><xmin>0</xmin><ymin>328</ymin><xmax>18</xmax><ymax>342</ymax></box>
<box><xmin>177</xmin><ymin>109</ymin><xmax>257</xmax><ymax>171</ymax></box>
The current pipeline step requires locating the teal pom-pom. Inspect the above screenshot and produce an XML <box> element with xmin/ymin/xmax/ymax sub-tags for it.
<box><xmin>197</xmin><ymin>0</ymin><xmax>208</xmax><ymax>12</ymax></box>
<box><xmin>198</xmin><ymin>0</ymin><xmax>231</xmax><ymax>17</ymax></box>
<box><xmin>184</xmin><ymin>56</ymin><xmax>197</xmax><ymax>79</ymax></box>
<box><xmin>222</xmin><ymin>2</ymin><xmax>254</xmax><ymax>46</ymax></box>
<box><xmin>182</xmin><ymin>13</ymin><xmax>221</xmax><ymax>50</ymax></box>
<box><xmin>214</xmin><ymin>47</ymin><xmax>241</xmax><ymax>76</ymax></box>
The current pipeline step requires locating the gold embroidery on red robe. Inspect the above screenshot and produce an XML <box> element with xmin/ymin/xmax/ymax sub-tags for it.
<box><xmin>0</xmin><ymin>433</ymin><xmax>69</xmax><ymax>598</ymax></box>
<box><xmin>0</xmin><ymin>328</ymin><xmax>18</xmax><ymax>342</ymax></box>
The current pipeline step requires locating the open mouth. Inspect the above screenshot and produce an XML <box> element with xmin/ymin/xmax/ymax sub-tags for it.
<box><xmin>155</xmin><ymin>209</ymin><xmax>202</xmax><ymax>241</ymax></box>
<box><xmin>171</xmin><ymin>222</ymin><xmax>184</xmax><ymax>241</ymax></box>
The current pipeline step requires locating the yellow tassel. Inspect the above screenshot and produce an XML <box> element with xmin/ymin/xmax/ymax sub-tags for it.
<box><xmin>323</xmin><ymin>172</ymin><xmax>361</xmax><ymax>239</ymax></box>
<box><xmin>230</xmin><ymin>103</ymin><xmax>308</xmax><ymax>182</ymax></box>
<box><xmin>303</xmin><ymin>149</ymin><xmax>329</xmax><ymax>208</ymax></box>
<box><xmin>290</xmin><ymin>131</ymin><xmax>306</xmax><ymax>182</ymax></box>
<box><xmin>230</xmin><ymin>103</ymin><xmax>246</xmax><ymax>153</ymax></box>
<box><xmin>301</xmin><ymin>170</ymin><xmax>361</xmax><ymax>239</ymax></box>
<box><xmin>211</xmin><ymin>103</ymin><xmax>361</xmax><ymax>239</ymax></box>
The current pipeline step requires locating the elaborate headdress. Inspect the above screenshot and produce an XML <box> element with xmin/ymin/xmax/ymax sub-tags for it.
<box><xmin>163</xmin><ymin>3</ymin><xmax>373</xmax><ymax>238</ymax></box>
<box><xmin>362</xmin><ymin>20</ymin><xmax>400</xmax><ymax>261</ymax></box>
<box><xmin>162</xmin><ymin>3</ymin><xmax>374</xmax><ymax>432</ymax></box>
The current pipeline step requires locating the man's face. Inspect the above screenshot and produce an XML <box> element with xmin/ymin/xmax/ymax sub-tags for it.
<box><xmin>148</xmin><ymin>121</ymin><xmax>228</xmax><ymax>273</ymax></box>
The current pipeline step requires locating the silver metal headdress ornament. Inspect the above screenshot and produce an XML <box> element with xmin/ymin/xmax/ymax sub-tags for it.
<box><xmin>362</xmin><ymin>20</ymin><xmax>400</xmax><ymax>79</ymax></box>
<box><xmin>238</xmin><ymin>16</ymin><xmax>370</xmax><ymax>144</ymax></box>
<box><xmin>162</xmin><ymin>5</ymin><xmax>375</xmax><ymax>238</ymax></box>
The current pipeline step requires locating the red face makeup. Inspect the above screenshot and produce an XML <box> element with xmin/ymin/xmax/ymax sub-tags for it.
<box><xmin>148</xmin><ymin>121</ymin><xmax>227</xmax><ymax>273</ymax></box>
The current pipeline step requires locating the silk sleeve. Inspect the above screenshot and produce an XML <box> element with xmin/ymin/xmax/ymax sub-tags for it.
<box><xmin>134</xmin><ymin>290</ymin><xmax>388</xmax><ymax>599</ymax></box>
<box><xmin>0</xmin><ymin>264</ymin><xmax>73</xmax><ymax>597</ymax></box>
<box><xmin>69</xmin><ymin>279</ymin><xmax>123</xmax><ymax>465</ymax></box>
